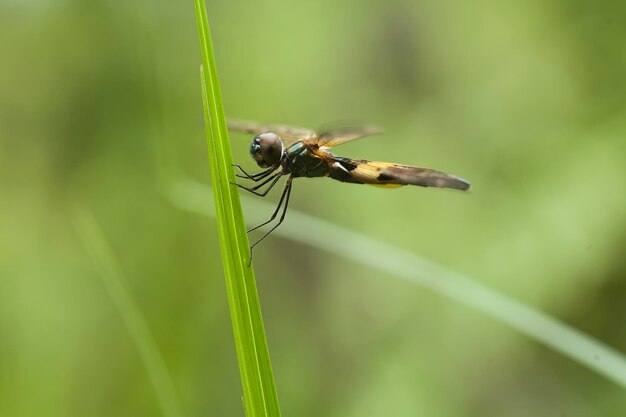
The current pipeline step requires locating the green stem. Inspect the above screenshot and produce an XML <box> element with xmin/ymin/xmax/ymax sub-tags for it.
<box><xmin>194</xmin><ymin>1</ymin><xmax>282</xmax><ymax>416</ymax></box>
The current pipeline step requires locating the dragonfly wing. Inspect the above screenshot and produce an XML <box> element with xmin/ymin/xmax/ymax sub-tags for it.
<box><xmin>227</xmin><ymin>118</ymin><xmax>317</xmax><ymax>145</ymax></box>
<box><xmin>330</xmin><ymin>158</ymin><xmax>470</xmax><ymax>191</ymax></box>
<box><xmin>316</xmin><ymin>126</ymin><xmax>384</xmax><ymax>148</ymax></box>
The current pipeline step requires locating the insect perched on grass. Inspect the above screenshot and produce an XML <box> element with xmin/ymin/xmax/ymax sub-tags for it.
<box><xmin>228</xmin><ymin>119</ymin><xmax>471</xmax><ymax>252</ymax></box>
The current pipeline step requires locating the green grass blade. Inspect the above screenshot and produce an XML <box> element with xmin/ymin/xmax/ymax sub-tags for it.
<box><xmin>73</xmin><ymin>207</ymin><xmax>185</xmax><ymax>417</ymax></box>
<box><xmin>193</xmin><ymin>2</ymin><xmax>281</xmax><ymax>416</ymax></box>
<box><xmin>170</xmin><ymin>180</ymin><xmax>626</xmax><ymax>390</ymax></box>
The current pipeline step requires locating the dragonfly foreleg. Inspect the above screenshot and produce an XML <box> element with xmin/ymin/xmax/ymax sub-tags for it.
<box><xmin>233</xmin><ymin>171</ymin><xmax>284</xmax><ymax>197</ymax></box>
<box><xmin>233</xmin><ymin>164</ymin><xmax>276</xmax><ymax>181</ymax></box>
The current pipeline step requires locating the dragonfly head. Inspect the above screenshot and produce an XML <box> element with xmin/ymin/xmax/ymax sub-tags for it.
<box><xmin>250</xmin><ymin>132</ymin><xmax>283</xmax><ymax>168</ymax></box>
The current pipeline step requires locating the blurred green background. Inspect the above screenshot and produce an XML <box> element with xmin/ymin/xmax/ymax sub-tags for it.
<box><xmin>2</xmin><ymin>0</ymin><xmax>626</xmax><ymax>416</ymax></box>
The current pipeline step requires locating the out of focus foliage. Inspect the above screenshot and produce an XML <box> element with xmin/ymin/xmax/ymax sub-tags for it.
<box><xmin>1</xmin><ymin>0</ymin><xmax>625</xmax><ymax>416</ymax></box>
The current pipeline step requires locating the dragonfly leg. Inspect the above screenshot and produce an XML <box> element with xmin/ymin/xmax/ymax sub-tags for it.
<box><xmin>249</xmin><ymin>176</ymin><xmax>293</xmax><ymax>253</ymax></box>
<box><xmin>233</xmin><ymin>164</ymin><xmax>275</xmax><ymax>181</ymax></box>
<box><xmin>233</xmin><ymin>164</ymin><xmax>253</xmax><ymax>177</ymax></box>
<box><xmin>233</xmin><ymin>171</ymin><xmax>283</xmax><ymax>197</ymax></box>
<box><xmin>247</xmin><ymin>176</ymin><xmax>292</xmax><ymax>233</ymax></box>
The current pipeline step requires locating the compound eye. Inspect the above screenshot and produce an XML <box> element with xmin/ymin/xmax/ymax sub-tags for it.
<box><xmin>249</xmin><ymin>132</ymin><xmax>282</xmax><ymax>168</ymax></box>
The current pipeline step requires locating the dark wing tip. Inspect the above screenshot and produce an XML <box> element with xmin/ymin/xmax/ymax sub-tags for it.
<box><xmin>448</xmin><ymin>175</ymin><xmax>471</xmax><ymax>191</ymax></box>
<box><xmin>422</xmin><ymin>174</ymin><xmax>471</xmax><ymax>191</ymax></box>
<box><xmin>384</xmin><ymin>165</ymin><xmax>471</xmax><ymax>191</ymax></box>
<box><xmin>226</xmin><ymin>118</ymin><xmax>257</xmax><ymax>133</ymax></box>
<box><xmin>226</xmin><ymin>118</ymin><xmax>247</xmax><ymax>132</ymax></box>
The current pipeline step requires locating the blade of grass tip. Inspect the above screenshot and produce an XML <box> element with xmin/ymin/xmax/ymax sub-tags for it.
<box><xmin>194</xmin><ymin>1</ymin><xmax>281</xmax><ymax>416</ymax></box>
<box><xmin>169</xmin><ymin>180</ymin><xmax>626</xmax><ymax>390</ymax></box>
<box><xmin>73</xmin><ymin>207</ymin><xmax>185</xmax><ymax>417</ymax></box>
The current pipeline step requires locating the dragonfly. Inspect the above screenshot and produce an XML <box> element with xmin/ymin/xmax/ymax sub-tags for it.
<box><xmin>228</xmin><ymin>119</ymin><xmax>470</xmax><ymax>253</ymax></box>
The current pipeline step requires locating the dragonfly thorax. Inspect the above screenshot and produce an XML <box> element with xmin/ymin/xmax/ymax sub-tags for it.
<box><xmin>250</xmin><ymin>132</ymin><xmax>284</xmax><ymax>168</ymax></box>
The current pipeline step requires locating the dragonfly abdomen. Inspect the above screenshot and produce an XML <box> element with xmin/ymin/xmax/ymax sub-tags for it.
<box><xmin>328</xmin><ymin>157</ymin><xmax>364</xmax><ymax>184</ymax></box>
<box><xmin>329</xmin><ymin>156</ymin><xmax>470</xmax><ymax>190</ymax></box>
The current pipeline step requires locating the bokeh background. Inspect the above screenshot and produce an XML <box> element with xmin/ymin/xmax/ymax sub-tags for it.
<box><xmin>2</xmin><ymin>0</ymin><xmax>626</xmax><ymax>416</ymax></box>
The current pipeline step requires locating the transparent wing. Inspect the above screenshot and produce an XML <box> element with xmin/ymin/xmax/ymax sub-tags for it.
<box><xmin>316</xmin><ymin>125</ymin><xmax>384</xmax><ymax>148</ymax></box>
<box><xmin>227</xmin><ymin>118</ymin><xmax>317</xmax><ymax>145</ymax></box>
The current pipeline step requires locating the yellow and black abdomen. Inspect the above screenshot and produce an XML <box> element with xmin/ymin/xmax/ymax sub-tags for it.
<box><xmin>329</xmin><ymin>156</ymin><xmax>470</xmax><ymax>191</ymax></box>
<box><xmin>328</xmin><ymin>157</ymin><xmax>365</xmax><ymax>184</ymax></box>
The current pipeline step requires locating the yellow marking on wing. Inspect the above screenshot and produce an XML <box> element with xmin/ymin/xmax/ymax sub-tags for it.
<box><xmin>368</xmin><ymin>183</ymin><xmax>404</xmax><ymax>188</ymax></box>
<box><xmin>349</xmin><ymin>160</ymin><xmax>471</xmax><ymax>190</ymax></box>
<box><xmin>227</xmin><ymin>118</ymin><xmax>317</xmax><ymax>145</ymax></box>
<box><xmin>350</xmin><ymin>161</ymin><xmax>394</xmax><ymax>184</ymax></box>
<box><xmin>317</xmin><ymin>126</ymin><xmax>383</xmax><ymax>148</ymax></box>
